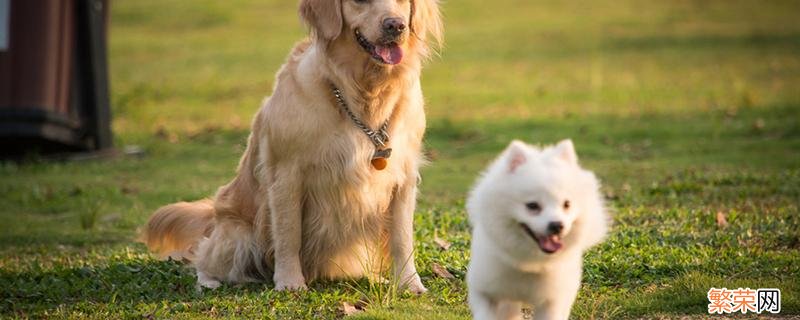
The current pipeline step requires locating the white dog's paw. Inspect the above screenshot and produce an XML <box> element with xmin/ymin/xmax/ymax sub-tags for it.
<box><xmin>402</xmin><ymin>273</ymin><xmax>427</xmax><ymax>295</ymax></box>
<box><xmin>196</xmin><ymin>271</ymin><xmax>221</xmax><ymax>290</ymax></box>
<box><xmin>273</xmin><ymin>272</ymin><xmax>307</xmax><ymax>291</ymax></box>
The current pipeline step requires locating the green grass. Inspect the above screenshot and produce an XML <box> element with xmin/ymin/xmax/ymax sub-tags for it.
<box><xmin>2</xmin><ymin>0</ymin><xmax>800</xmax><ymax>318</ymax></box>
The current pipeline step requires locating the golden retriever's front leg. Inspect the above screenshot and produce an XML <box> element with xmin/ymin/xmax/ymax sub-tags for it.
<box><xmin>269</xmin><ymin>164</ymin><xmax>307</xmax><ymax>291</ymax></box>
<box><xmin>389</xmin><ymin>181</ymin><xmax>427</xmax><ymax>294</ymax></box>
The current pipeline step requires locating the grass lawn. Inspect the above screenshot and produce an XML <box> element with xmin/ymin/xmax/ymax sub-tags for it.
<box><xmin>2</xmin><ymin>0</ymin><xmax>799</xmax><ymax>318</ymax></box>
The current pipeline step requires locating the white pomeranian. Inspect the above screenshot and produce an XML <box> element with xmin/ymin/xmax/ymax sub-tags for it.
<box><xmin>466</xmin><ymin>139</ymin><xmax>609</xmax><ymax>320</ymax></box>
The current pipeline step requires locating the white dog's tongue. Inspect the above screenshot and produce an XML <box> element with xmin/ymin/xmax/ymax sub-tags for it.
<box><xmin>375</xmin><ymin>44</ymin><xmax>403</xmax><ymax>65</ymax></box>
<box><xmin>538</xmin><ymin>235</ymin><xmax>563</xmax><ymax>254</ymax></box>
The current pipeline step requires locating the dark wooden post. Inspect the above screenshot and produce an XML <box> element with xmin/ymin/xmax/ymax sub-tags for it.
<box><xmin>0</xmin><ymin>0</ymin><xmax>112</xmax><ymax>157</ymax></box>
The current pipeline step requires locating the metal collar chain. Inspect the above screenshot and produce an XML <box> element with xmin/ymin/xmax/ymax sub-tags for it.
<box><xmin>330</xmin><ymin>84</ymin><xmax>393</xmax><ymax>170</ymax></box>
<box><xmin>331</xmin><ymin>85</ymin><xmax>390</xmax><ymax>148</ymax></box>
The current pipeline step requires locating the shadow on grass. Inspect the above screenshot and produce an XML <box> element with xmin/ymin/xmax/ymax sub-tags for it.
<box><xmin>0</xmin><ymin>257</ymin><xmax>389</xmax><ymax>318</ymax></box>
<box><xmin>0</xmin><ymin>231</ymin><xmax>130</xmax><ymax>250</ymax></box>
<box><xmin>425</xmin><ymin>104</ymin><xmax>800</xmax><ymax>161</ymax></box>
<box><xmin>0</xmin><ymin>259</ymin><xmax>204</xmax><ymax>316</ymax></box>
<box><xmin>422</xmin><ymin>104</ymin><xmax>800</xmax><ymax>204</ymax></box>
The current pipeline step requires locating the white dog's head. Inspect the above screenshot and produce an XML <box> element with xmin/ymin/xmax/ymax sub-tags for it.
<box><xmin>468</xmin><ymin>139</ymin><xmax>608</xmax><ymax>259</ymax></box>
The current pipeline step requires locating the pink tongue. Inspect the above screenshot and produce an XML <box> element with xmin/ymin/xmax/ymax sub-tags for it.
<box><xmin>375</xmin><ymin>45</ymin><xmax>403</xmax><ymax>65</ymax></box>
<box><xmin>538</xmin><ymin>235</ymin><xmax>563</xmax><ymax>254</ymax></box>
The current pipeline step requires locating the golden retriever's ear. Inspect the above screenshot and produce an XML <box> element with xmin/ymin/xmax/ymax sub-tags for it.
<box><xmin>410</xmin><ymin>0</ymin><xmax>444</xmax><ymax>53</ymax></box>
<box><xmin>299</xmin><ymin>0</ymin><xmax>343</xmax><ymax>41</ymax></box>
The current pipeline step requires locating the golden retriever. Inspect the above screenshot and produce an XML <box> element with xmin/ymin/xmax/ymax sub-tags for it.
<box><xmin>140</xmin><ymin>0</ymin><xmax>442</xmax><ymax>293</ymax></box>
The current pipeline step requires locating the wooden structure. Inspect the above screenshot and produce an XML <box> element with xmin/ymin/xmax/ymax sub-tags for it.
<box><xmin>0</xmin><ymin>0</ymin><xmax>111</xmax><ymax>156</ymax></box>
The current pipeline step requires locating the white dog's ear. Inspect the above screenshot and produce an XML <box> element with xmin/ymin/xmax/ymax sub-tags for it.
<box><xmin>554</xmin><ymin>139</ymin><xmax>578</xmax><ymax>165</ymax></box>
<box><xmin>505</xmin><ymin>140</ymin><xmax>528</xmax><ymax>173</ymax></box>
<box><xmin>299</xmin><ymin>0</ymin><xmax>343</xmax><ymax>42</ymax></box>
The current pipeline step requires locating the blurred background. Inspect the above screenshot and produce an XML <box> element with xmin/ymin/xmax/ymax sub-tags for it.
<box><xmin>1</xmin><ymin>0</ymin><xmax>798</xmax><ymax>318</ymax></box>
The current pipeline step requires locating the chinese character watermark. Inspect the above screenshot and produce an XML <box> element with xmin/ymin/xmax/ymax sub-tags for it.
<box><xmin>708</xmin><ymin>287</ymin><xmax>780</xmax><ymax>314</ymax></box>
<box><xmin>757</xmin><ymin>289</ymin><xmax>781</xmax><ymax>314</ymax></box>
<box><xmin>708</xmin><ymin>288</ymin><xmax>732</xmax><ymax>314</ymax></box>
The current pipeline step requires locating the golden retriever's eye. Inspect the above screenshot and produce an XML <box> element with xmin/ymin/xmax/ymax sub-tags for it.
<box><xmin>563</xmin><ymin>200</ymin><xmax>571</xmax><ymax>210</ymax></box>
<box><xmin>354</xmin><ymin>0</ymin><xmax>370</xmax><ymax>3</ymax></box>
<box><xmin>525</xmin><ymin>202</ymin><xmax>541</xmax><ymax>213</ymax></box>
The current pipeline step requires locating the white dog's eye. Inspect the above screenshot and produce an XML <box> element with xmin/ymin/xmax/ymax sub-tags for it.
<box><xmin>563</xmin><ymin>200</ymin><xmax>571</xmax><ymax>210</ymax></box>
<box><xmin>525</xmin><ymin>202</ymin><xmax>541</xmax><ymax>212</ymax></box>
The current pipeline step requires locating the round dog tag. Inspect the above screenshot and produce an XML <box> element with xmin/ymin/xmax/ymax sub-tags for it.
<box><xmin>371</xmin><ymin>157</ymin><xmax>388</xmax><ymax>170</ymax></box>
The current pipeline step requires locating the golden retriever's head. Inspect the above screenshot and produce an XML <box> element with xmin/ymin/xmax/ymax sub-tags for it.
<box><xmin>300</xmin><ymin>0</ymin><xmax>443</xmax><ymax>66</ymax></box>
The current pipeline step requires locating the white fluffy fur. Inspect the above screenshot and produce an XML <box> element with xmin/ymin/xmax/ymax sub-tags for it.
<box><xmin>466</xmin><ymin>139</ymin><xmax>609</xmax><ymax>320</ymax></box>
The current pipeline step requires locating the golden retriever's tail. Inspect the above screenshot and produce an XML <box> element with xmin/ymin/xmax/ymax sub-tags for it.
<box><xmin>138</xmin><ymin>199</ymin><xmax>215</xmax><ymax>261</ymax></box>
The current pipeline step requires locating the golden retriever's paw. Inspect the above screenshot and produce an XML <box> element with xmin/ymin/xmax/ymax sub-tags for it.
<box><xmin>273</xmin><ymin>273</ymin><xmax>308</xmax><ymax>291</ymax></box>
<box><xmin>403</xmin><ymin>274</ymin><xmax>428</xmax><ymax>295</ymax></box>
<box><xmin>196</xmin><ymin>271</ymin><xmax>222</xmax><ymax>290</ymax></box>
<box><xmin>274</xmin><ymin>281</ymin><xmax>308</xmax><ymax>291</ymax></box>
<box><xmin>367</xmin><ymin>273</ymin><xmax>390</xmax><ymax>285</ymax></box>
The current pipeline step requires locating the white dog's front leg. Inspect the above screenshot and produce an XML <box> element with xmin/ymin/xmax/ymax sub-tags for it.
<box><xmin>532</xmin><ymin>302</ymin><xmax>569</xmax><ymax>320</ymax></box>
<box><xmin>533</xmin><ymin>263</ymin><xmax>582</xmax><ymax>320</ymax></box>
<box><xmin>269</xmin><ymin>165</ymin><xmax>307</xmax><ymax>291</ymax></box>
<box><xmin>388</xmin><ymin>182</ymin><xmax>426</xmax><ymax>294</ymax></box>
<box><xmin>496</xmin><ymin>301</ymin><xmax>523</xmax><ymax>320</ymax></box>
<box><xmin>469</xmin><ymin>289</ymin><xmax>498</xmax><ymax>320</ymax></box>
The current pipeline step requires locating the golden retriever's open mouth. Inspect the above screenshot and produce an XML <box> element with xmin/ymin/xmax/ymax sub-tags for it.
<box><xmin>355</xmin><ymin>29</ymin><xmax>403</xmax><ymax>65</ymax></box>
<box><xmin>520</xmin><ymin>223</ymin><xmax>563</xmax><ymax>254</ymax></box>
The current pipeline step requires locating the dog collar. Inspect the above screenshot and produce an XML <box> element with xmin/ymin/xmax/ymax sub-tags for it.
<box><xmin>330</xmin><ymin>84</ymin><xmax>392</xmax><ymax>170</ymax></box>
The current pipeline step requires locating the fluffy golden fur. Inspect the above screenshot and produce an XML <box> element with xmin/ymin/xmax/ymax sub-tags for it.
<box><xmin>140</xmin><ymin>0</ymin><xmax>442</xmax><ymax>292</ymax></box>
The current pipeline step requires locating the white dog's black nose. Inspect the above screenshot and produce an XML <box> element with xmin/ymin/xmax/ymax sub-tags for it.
<box><xmin>382</xmin><ymin>17</ymin><xmax>406</xmax><ymax>37</ymax></box>
<box><xmin>547</xmin><ymin>221</ymin><xmax>564</xmax><ymax>235</ymax></box>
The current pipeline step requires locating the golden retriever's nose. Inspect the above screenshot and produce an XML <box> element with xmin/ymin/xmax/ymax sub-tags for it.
<box><xmin>382</xmin><ymin>17</ymin><xmax>406</xmax><ymax>37</ymax></box>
